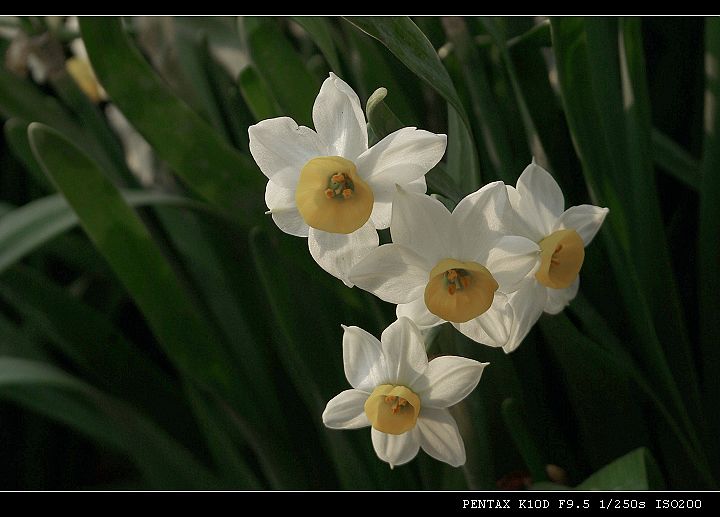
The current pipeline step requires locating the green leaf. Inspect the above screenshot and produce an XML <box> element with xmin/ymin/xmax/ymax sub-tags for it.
<box><xmin>292</xmin><ymin>17</ymin><xmax>343</xmax><ymax>73</ymax></box>
<box><xmin>501</xmin><ymin>397</ymin><xmax>548</xmax><ymax>483</ymax></box>
<box><xmin>27</xmin><ymin>122</ymin><xmax>237</xmax><ymax>403</ymax></box>
<box><xmin>651</xmin><ymin>128</ymin><xmax>700</xmax><ymax>189</ymax></box>
<box><xmin>551</xmin><ymin>18</ymin><xmax>702</xmax><ymax>456</ymax></box>
<box><xmin>242</xmin><ymin>17</ymin><xmax>319</xmax><ymax>127</ymax></box>
<box><xmin>3</xmin><ymin>118</ymin><xmax>52</xmax><ymax>191</ymax></box>
<box><xmin>79</xmin><ymin>17</ymin><xmax>264</xmax><ymax>223</ymax></box>
<box><xmin>238</xmin><ymin>65</ymin><xmax>282</xmax><ymax>121</ymax></box>
<box><xmin>0</xmin><ymin>190</ymin><xmax>211</xmax><ymax>276</ymax></box>
<box><xmin>578</xmin><ymin>448</ymin><xmax>664</xmax><ymax>490</ymax></box>
<box><xmin>345</xmin><ymin>17</ymin><xmax>471</xmax><ymax>130</ymax></box>
<box><xmin>698</xmin><ymin>16</ymin><xmax>720</xmax><ymax>474</ymax></box>
<box><xmin>0</xmin><ymin>357</ymin><xmax>217</xmax><ymax>489</ymax></box>
<box><xmin>0</xmin><ymin>265</ymin><xmax>194</xmax><ymax>441</ymax></box>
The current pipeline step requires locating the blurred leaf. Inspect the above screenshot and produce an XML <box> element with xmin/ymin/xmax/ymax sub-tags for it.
<box><xmin>4</xmin><ymin>118</ymin><xmax>51</xmax><ymax>191</ymax></box>
<box><xmin>238</xmin><ymin>65</ymin><xmax>282</xmax><ymax>121</ymax></box>
<box><xmin>28</xmin><ymin>122</ymin><xmax>238</xmax><ymax>402</ymax></box>
<box><xmin>501</xmin><ymin>397</ymin><xmax>547</xmax><ymax>483</ymax></box>
<box><xmin>0</xmin><ymin>190</ymin><xmax>211</xmax><ymax>276</ymax></box>
<box><xmin>242</xmin><ymin>17</ymin><xmax>319</xmax><ymax>127</ymax></box>
<box><xmin>652</xmin><ymin>128</ymin><xmax>700</xmax><ymax>189</ymax></box>
<box><xmin>551</xmin><ymin>18</ymin><xmax>701</xmax><ymax>456</ymax></box>
<box><xmin>443</xmin><ymin>17</ymin><xmax>509</xmax><ymax>183</ymax></box>
<box><xmin>507</xmin><ymin>19</ymin><xmax>551</xmax><ymax>49</ymax></box>
<box><xmin>79</xmin><ymin>17</ymin><xmax>264</xmax><ymax>224</ymax></box>
<box><xmin>345</xmin><ymin>17</ymin><xmax>470</xmax><ymax>129</ymax></box>
<box><xmin>0</xmin><ymin>265</ymin><xmax>194</xmax><ymax>441</ymax></box>
<box><xmin>698</xmin><ymin>16</ymin><xmax>720</xmax><ymax>474</ymax></box>
<box><xmin>49</xmin><ymin>70</ymin><xmax>135</xmax><ymax>186</ymax></box>
<box><xmin>577</xmin><ymin>447</ymin><xmax>664</xmax><ymax>490</ymax></box>
<box><xmin>0</xmin><ymin>357</ymin><xmax>217</xmax><ymax>489</ymax></box>
<box><xmin>292</xmin><ymin>17</ymin><xmax>342</xmax><ymax>73</ymax></box>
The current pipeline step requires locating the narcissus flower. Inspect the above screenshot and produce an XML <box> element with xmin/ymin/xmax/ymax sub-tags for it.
<box><xmin>349</xmin><ymin>183</ymin><xmax>540</xmax><ymax>348</ymax></box>
<box><xmin>249</xmin><ymin>73</ymin><xmax>447</xmax><ymax>285</ymax></box>
<box><xmin>322</xmin><ymin>317</ymin><xmax>487</xmax><ymax>468</ymax></box>
<box><xmin>502</xmin><ymin>161</ymin><xmax>609</xmax><ymax>352</ymax></box>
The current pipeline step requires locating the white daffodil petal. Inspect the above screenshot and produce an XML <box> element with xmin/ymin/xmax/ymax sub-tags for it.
<box><xmin>506</xmin><ymin>185</ymin><xmax>544</xmax><ymax>241</ymax></box>
<box><xmin>357</xmin><ymin>127</ymin><xmax>446</xmax><ymax>187</ymax></box>
<box><xmin>265</xmin><ymin>181</ymin><xmax>309</xmax><ymax>237</ymax></box>
<box><xmin>349</xmin><ymin>244</ymin><xmax>431</xmax><ymax>304</ymax></box>
<box><xmin>415</xmin><ymin>356</ymin><xmax>487</xmax><ymax>409</ymax></box>
<box><xmin>380</xmin><ymin>317</ymin><xmax>429</xmax><ymax>387</ymax></box>
<box><xmin>556</xmin><ymin>205</ymin><xmax>609</xmax><ymax>246</ymax></box>
<box><xmin>312</xmin><ymin>73</ymin><xmax>367</xmax><ymax>161</ymax></box>
<box><xmin>516</xmin><ymin>162</ymin><xmax>565</xmax><ymax>236</ymax></box>
<box><xmin>545</xmin><ymin>277</ymin><xmax>580</xmax><ymax>315</ymax></box>
<box><xmin>371</xmin><ymin>428</ymin><xmax>420</xmax><ymax>468</ymax></box>
<box><xmin>391</xmin><ymin>187</ymin><xmax>457</xmax><ymax>264</ymax></box>
<box><xmin>342</xmin><ymin>325</ymin><xmax>387</xmax><ymax>391</ymax></box>
<box><xmin>322</xmin><ymin>389</ymin><xmax>371</xmax><ymax>429</ymax></box>
<box><xmin>452</xmin><ymin>181</ymin><xmax>510</xmax><ymax>260</ymax></box>
<box><xmin>248</xmin><ymin>117</ymin><xmax>325</xmax><ymax>188</ymax></box>
<box><xmin>396</xmin><ymin>297</ymin><xmax>444</xmax><ymax>329</ymax></box>
<box><xmin>455</xmin><ymin>294</ymin><xmax>513</xmax><ymax>347</ymax></box>
<box><xmin>308</xmin><ymin>220</ymin><xmax>379</xmax><ymax>287</ymax></box>
<box><xmin>503</xmin><ymin>281</ymin><xmax>547</xmax><ymax>353</ymax></box>
<box><xmin>369</xmin><ymin>178</ymin><xmax>426</xmax><ymax>230</ymax></box>
<box><xmin>485</xmin><ymin>236</ymin><xmax>540</xmax><ymax>293</ymax></box>
<box><xmin>417</xmin><ymin>407</ymin><xmax>466</xmax><ymax>467</ymax></box>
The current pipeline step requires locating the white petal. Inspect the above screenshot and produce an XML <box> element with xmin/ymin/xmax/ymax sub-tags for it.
<box><xmin>264</xmin><ymin>181</ymin><xmax>309</xmax><ymax>237</ymax></box>
<box><xmin>417</xmin><ymin>407</ymin><xmax>466</xmax><ymax>467</ymax></box>
<box><xmin>380</xmin><ymin>317</ymin><xmax>429</xmax><ymax>387</ymax></box>
<box><xmin>515</xmin><ymin>162</ymin><xmax>565</xmax><ymax>237</ymax></box>
<box><xmin>371</xmin><ymin>428</ymin><xmax>420</xmax><ymax>468</ymax></box>
<box><xmin>455</xmin><ymin>294</ymin><xmax>513</xmax><ymax>347</ymax></box>
<box><xmin>308</xmin><ymin>220</ymin><xmax>379</xmax><ymax>287</ymax></box>
<box><xmin>506</xmin><ymin>185</ymin><xmax>543</xmax><ymax>241</ymax></box>
<box><xmin>369</xmin><ymin>177</ymin><xmax>426</xmax><ymax>230</ymax></box>
<box><xmin>248</xmin><ymin>117</ymin><xmax>325</xmax><ymax>188</ymax></box>
<box><xmin>342</xmin><ymin>325</ymin><xmax>387</xmax><ymax>391</ymax></box>
<box><xmin>555</xmin><ymin>205</ymin><xmax>609</xmax><ymax>246</ymax></box>
<box><xmin>503</xmin><ymin>281</ymin><xmax>547</xmax><ymax>353</ymax></box>
<box><xmin>312</xmin><ymin>73</ymin><xmax>367</xmax><ymax>161</ymax></box>
<box><xmin>390</xmin><ymin>187</ymin><xmax>458</xmax><ymax>264</ymax></box>
<box><xmin>322</xmin><ymin>389</ymin><xmax>370</xmax><ymax>429</ymax></box>
<box><xmin>452</xmin><ymin>181</ymin><xmax>511</xmax><ymax>260</ymax></box>
<box><xmin>545</xmin><ymin>277</ymin><xmax>580</xmax><ymax>315</ymax></box>
<box><xmin>357</xmin><ymin>127</ymin><xmax>446</xmax><ymax>187</ymax></box>
<box><xmin>396</xmin><ymin>297</ymin><xmax>444</xmax><ymax>329</ymax></box>
<box><xmin>349</xmin><ymin>244</ymin><xmax>431</xmax><ymax>304</ymax></box>
<box><xmin>485</xmin><ymin>236</ymin><xmax>540</xmax><ymax>293</ymax></box>
<box><xmin>415</xmin><ymin>356</ymin><xmax>487</xmax><ymax>409</ymax></box>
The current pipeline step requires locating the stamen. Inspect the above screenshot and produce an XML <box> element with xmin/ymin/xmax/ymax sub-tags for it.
<box><xmin>342</xmin><ymin>188</ymin><xmax>353</xmax><ymax>199</ymax></box>
<box><xmin>448</xmin><ymin>284</ymin><xmax>457</xmax><ymax>295</ymax></box>
<box><xmin>325</xmin><ymin>188</ymin><xmax>335</xmax><ymax>199</ymax></box>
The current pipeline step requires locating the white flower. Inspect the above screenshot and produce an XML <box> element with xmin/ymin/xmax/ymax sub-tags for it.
<box><xmin>502</xmin><ymin>161</ymin><xmax>609</xmax><ymax>352</ymax></box>
<box><xmin>248</xmin><ymin>73</ymin><xmax>447</xmax><ymax>286</ymax></box>
<box><xmin>322</xmin><ymin>317</ymin><xmax>487</xmax><ymax>468</ymax></box>
<box><xmin>349</xmin><ymin>182</ymin><xmax>540</xmax><ymax>348</ymax></box>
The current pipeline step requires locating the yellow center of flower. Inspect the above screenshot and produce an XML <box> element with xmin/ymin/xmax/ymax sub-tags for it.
<box><xmin>535</xmin><ymin>229</ymin><xmax>585</xmax><ymax>289</ymax></box>
<box><xmin>424</xmin><ymin>258</ymin><xmax>499</xmax><ymax>323</ymax></box>
<box><xmin>294</xmin><ymin>156</ymin><xmax>374</xmax><ymax>234</ymax></box>
<box><xmin>364</xmin><ymin>384</ymin><xmax>421</xmax><ymax>435</ymax></box>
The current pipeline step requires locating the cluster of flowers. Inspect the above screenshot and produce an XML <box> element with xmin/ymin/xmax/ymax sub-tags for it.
<box><xmin>249</xmin><ymin>74</ymin><xmax>608</xmax><ymax>469</ymax></box>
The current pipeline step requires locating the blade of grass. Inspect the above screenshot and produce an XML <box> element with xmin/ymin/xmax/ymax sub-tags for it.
<box><xmin>652</xmin><ymin>128</ymin><xmax>700</xmax><ymax>189</ymax></box>
<box><xmin>292</xmin><ymin>17</ymin><xmax>342</xmax><ymax>73</ymax></box>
